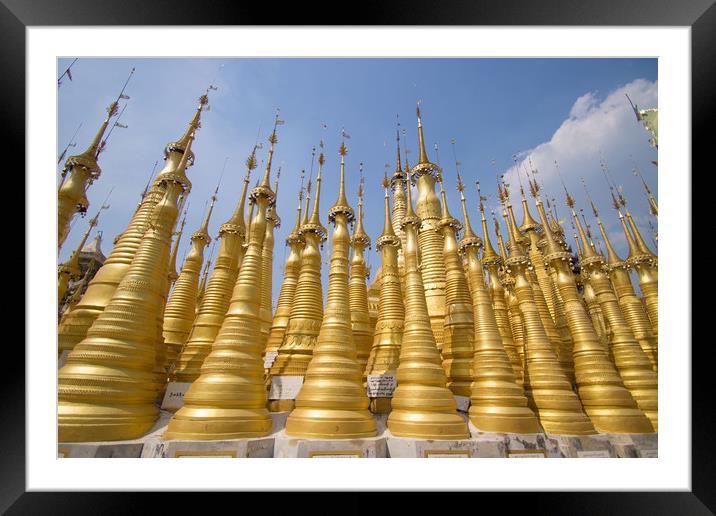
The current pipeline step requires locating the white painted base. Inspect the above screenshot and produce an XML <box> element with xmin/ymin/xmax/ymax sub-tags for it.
<box><xmin>273</xmin><ymin>429</ymin><xmax>388</xmax><ymax>458</ymax></box>
<box><xmin>144</xmin><ymin>435</ymin><xmax>275</xmax><ymax>458</ymax></box>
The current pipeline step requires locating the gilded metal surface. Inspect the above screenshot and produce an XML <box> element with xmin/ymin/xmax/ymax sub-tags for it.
<box><xmin>573</xmin><ymin>210</ymin><xmax>658</xmax><ymax>431</ymax></box>
<box><xmin>162</xmin><ymin>196</ymin><xmax>213</xmax><ymax>368</ymax></box>
<box><xmin>259</xmin><ymin>177</ymin><xmax>281</xmax><ymax>350</ymax></box>
<box><xmin>263</xmin><ymin>183</ymin><xmax>305</xmax><ymax>368</ymax></box>
<box><xmin>387</xmin><ymin>166</ymin><xmax>469</xmax><ymax>439</ymax></box>
<box><xmin>459</xmin><ymin>186</ymin><xmax>539</xmax><ymax>433</ymax></box>
<box><xmin>489</xmin><ymin>214</ymin><xmax>525</xmax><ymax>378</ymax></box>
<box><xmin>438</xmin><ymin>178</ymin><xmax>474</xmax><ymax>397</ymax></box>
<box><xmin>624</xmin><ymin>212</ymin><xmax>658</xmax><ymax>339</ymax></box>
<box><xmin>165</xmin><ymin>126</ymin><xmax>279</xmax><ymax>440</ymax></box>
<box><xmin>57</xmin><ymin>96</ymin><xmax>206</xmax><ymax>355</ymax></box>
<box><xmin>166</xmin><ymin>213</ymin><xmax>187</xmax><ymax>293</ymax></box>
<box><xmin>285</xmin><ymin>143</ymin><xmax>376</xmax><ymax>438</ymax></box>
<box><xmin>597</xmin><ymin>217</ymin><xmax>658</xmax><ymax>370</ymax></box>
<box><xmin>535</xmin><ymin>198</ymin><xmax>653</xmax><ymax>434</ymax></box>
<box><xmin>268</xmin><ymin>152</ymin><xmax>327</xmax><ymax>412</ymax></box>
<box><xmin>502</xmin><ymin>205</ymin><xmax>595</xmax><ymax>435</ymax></box>
<box><xmin>365</xmin><ymin>178</ymin><xmax>404</xmax><ymax>413</ymax></box>
<box><xmin>58</xmin><ymin>209</ymin><xmax>101</xmax><ymax>307</ymax></box>
<box><xmin>58</xmin><ymin>146</ymin><xmax>190</xmax><ymax>442</ymax></box>
<box><xmin>58</xmin><ymin>100</ymin><xmax>118</xmax><ymax>250</ymax></box>
<box><xmin>411</xmin><ymin>107</ymin><xmax>446</xmax><ymax>351</ymax></box>
<box><xmin>170</xmin><ymin>158</ymin><xmax>252</xmax><ymax>383</ymax></box>
<box><xmin>349</xmin><ymin>178</ymin><xmax>373</xmax><ymax>376</ymax></box>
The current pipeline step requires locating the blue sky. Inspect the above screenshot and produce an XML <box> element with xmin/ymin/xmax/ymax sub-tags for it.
<box><xmin>58</xmin><ymin>58</ymin><xmax>657</xmax><ymax>306</ymax></box>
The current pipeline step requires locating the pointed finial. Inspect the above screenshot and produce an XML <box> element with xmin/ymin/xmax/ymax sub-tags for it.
<box><xmin>416</xmin><ymin>99</ymin><xmax>430</xmax><ymax>165</ymax></box>
<box><xmin>476</xmin><ymin>182</ymin><xmax>499</xmax><ymax>263</ymax></box>
<box><xmin>329</xmin><ymin>131</ymin><xmax>354</xmax><ymax>223</ymax></box>
<box><xmin>305</xmin><ymin>139</ymin><xmax>327</xmax><ymax>240</ymax></box>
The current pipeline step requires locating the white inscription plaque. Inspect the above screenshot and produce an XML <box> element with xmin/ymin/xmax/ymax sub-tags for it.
<box><xmin>366</xmin><ymin>374</ymin><xmax>397</xmax><ymax>397</ymax></box>
<box><xmin>161</xmin><ymin>382</ymin><xmax>191</xmax><ymax>410</ymax></box>
<box><xmin>269</xmin><ymin>376</ymin><xmax>304</xmax><ymax>400</ymax></box>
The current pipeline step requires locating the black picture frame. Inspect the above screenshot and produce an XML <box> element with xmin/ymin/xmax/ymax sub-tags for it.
<box><xmin>7</xmin><ymin>0</ymin><xmax>707</xmax><ymax>512</ymax></box>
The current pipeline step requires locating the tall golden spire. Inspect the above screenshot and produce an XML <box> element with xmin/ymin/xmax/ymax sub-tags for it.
<box><xmin>58</xmin><ymin>199</ymin><xmax>108</xmax><ymax>306</ymax></box>
<box><xmin>410</xmin><ymin>102</ymin><xmax>447</xmax><ymax>351</ymax></box>
<box><xmin>162</xmin><ymin>189</ymin><xmax>216</xmax><ymax>368</ymax></box>
<box><xmin>569</xmin><ymin>199</ymin><xmax>658</xmax><ymax>430</ymax></box>
<box><xmin>259</xmin><ymin>167</ymin><xmax>281</xmax><ymax>350</ymax></box>
<box><xmin>264</xmin><ymin>172</ymin><xmax>306</xmax><ymax>369</ymax></box>
<box><xmin>476</xmin><ymin>183</ymin><xmax>523</xmax><ymax>382</ymax></box>
<box><xmin>171</xmin><ymin>144</ymin><xmax>256</xmax><ymax>384</ymax></box>
<box><xmin>534</xmin><ymin>186</ymin><xmax>653</xmax><ymax>434</ymax></box>
<box><xmin>593</xmin><ymin>201</ymin><xmax>658</xmax><ymax>370</ymax></box>
<box><xmin>196</xmin><ymin>239</ymin><xmax>216</xmax><ymax>310</ymax></box>
<box><xmin>167</xmin><ymin>208</ymin><xmax>188</xmax><ymax>292</ymax></box>
<box><xmin>365</xmin><ymin>172</ymin><xmax>405</xmax><ymax>414</ymax></box>
<box><xmin>166</xmin><ymin>114</ymin><xmax>279</xmax><ymax>440</ymax></box>
<box><xmin>57</xmin><ymin>68</ymin><xmax>134</xmax><ymax>251</ymax></box>
<box><xmin>437</xmin><ymin>168</ymin><xmax>474</xmax><ymax>400</ymax></box>
<box><xmin>458</xmin><ymin>178</ymin><xmax>539</xmax><ymax>433</ymax></box>
<box><xmin>501</xmin><ymin>184</ymin><xmax>595</xmax><ymax>435</ymax></box>
<box><xmin>285</xmin><ymin>138</ymin><xmax>376</xmax><ymax>438</ymax></box>
<box><xmin>349</xmin><ymin>163</ymin><xmax>373</xmax><ymax>375</ymax></box>
<box><xmin>268</xmin><ymin>144</ymin><xmax>327</xmax><ymax>411</ymax></box>
<box><xmin>58</xmin><ymin>91</ymin><xmax>207</xmax><ymax>356</ymax></box>
<box><xmin>58</xmin><ymin>133</ymin><xmax>193</xmax><ymax>442</ymax></box>
<box><xmin>387</xmin><ymin>166</ymin><xmax>469</xmax><ymax>439</ymax></box>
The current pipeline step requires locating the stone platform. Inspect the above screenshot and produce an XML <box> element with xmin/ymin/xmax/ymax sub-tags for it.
<box><xmin>385</xmin><ymin>429</ymin><xmax>477</xmax><ymax>458</ymax></box>
<box><xmin>273</xmin><ymin>427</ymin><xmax>388</xmax><ymax>458</ymax></box>
<box><xmin>603</xmin><ymin>433</ymin><xmax>658</xmax><ymax>458</ymax></box>
<box><xmin>545</xmin><ymin>433</ymin><xmax>616</xmax><ymax>458</ymax></box>
<box><xmin>468</xmin><ymin>422</ymin><xmax>560</xmax><ymax>458</ymax></box>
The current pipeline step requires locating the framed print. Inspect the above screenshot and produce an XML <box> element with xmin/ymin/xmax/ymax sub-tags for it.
<box><xmin>7</xmin><ymin>0</ymin><xmax>710</xmax><ymax>512</ymax></box>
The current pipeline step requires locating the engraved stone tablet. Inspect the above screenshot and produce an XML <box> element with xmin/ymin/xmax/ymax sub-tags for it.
<box><xmin>269</xmin><ymin>376</ymin><xmax>304</xmax><ymax>400</ymax></box>
<box><xmin>161</xmin><ymin>382</ymin><xmax>191</xmax><ymax>410</ymax></box>
<box><xmin>263</xmin><ymin>351</ymin><xmax>279</xmax><ymax>369</ymax></box>
<box><xmin>577</xmin><ymin>450</ymin><xmax>611</xmax><ymax>458</ymax></box>
<box><xmin>366</xmin><ymin>374</ymin><xmax>397</xmax><ymax>397</ymax></box>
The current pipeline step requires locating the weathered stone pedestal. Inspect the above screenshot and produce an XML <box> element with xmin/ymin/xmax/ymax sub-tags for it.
<box><xmin>468</xmin><ymin>422</ymin><xmax>561</xmax><ymax>458</ymax></box>
<box><xmin>603</xmin><ymin>433</ymin><xmax>658</xmax><ymax>458</ymax></box>
<box><xmin>385</xmin><ymin>429</ymin><xmax>477</xmax><ymax>458</ymax></box>
<box><xmin>58</xmin><ymin>410</ymin><xmax>173</xmax><ymax>458</ymax></box>
<box><xmin>545</xmin><ymin>433</ymin><xmax>617</xmax><ymax>458</ymax></box>
<box><xmin>273</xmin><ymin>427</ymin><xmax>388</xmax><ymax>458</ymax></box>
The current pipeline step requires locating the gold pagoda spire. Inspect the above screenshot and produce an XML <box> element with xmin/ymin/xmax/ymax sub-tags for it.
<box><xmin>437</xmin><ymin>165</ymin><xmax>474</xmax><ymax>401</ymax></box>
<box><xmin>259</xmin><ymin>166</ymin><xmax>281</xmax><ymax>350</ymax></box>
<box><xmin>162</xmin><ymin>189</ymin><xmax>216</xmax><ymax>368</ymax></box>
<box><xmin>476</xmin><ymin>183</ymin><xmax>523</xmax><ymax>381</ymax></box>
<box><xmin>166</xmin><ymin>114</ymin><xmax>279</xmax><ymax>440</ymax></box>
<box><xmin>58</xmin><ymin>198</ymin><xmax>109</xmax><ymax>306</ymax></box>
<box><xmin>365</xmin><ymin>172</ymin><xmax>405</xmax><ymax>414</ymax></box>
<box><xmin>410</xmin><ymin>102</ymin><xmax>447</xmax><ymax>351</ymax></box>
<box><xmin>387</xmin><ymin>166</ymin><xmax>469</xmax><ymax>439</ymax></box>
<box><xmin>264</xmin><ymin>172</ymin><xmax>306</xmax><ymax>369</ymax></box>
<box><xmin>268</xmin><ymin>144</ymin><xmax>327</xmax><ymax>411</ymax></box>
<box><xmin>501</xmin><ymin>184</ymin><xmax>595</xmax><ymax>435</ymax></box>
<box><xmin>569</xmin><ymin>199</ymin><xmax>658</xmax><ymax>430</ymax></box>
<box><xmin>534</xmin><ymin>186</ymin><xmax>653</xmax><ymax>434</ymax></box>
<box><xmin>458</xmin><ymin>178</ymin><xmax>539</xmax><ymax>433</ymax></box>
<box><xmin>58</xmin><ymin>133</ymin><xmax>194</xmax><ymax>442</ymax></box>
<box><xmin>349</xmin><ymin>163</ymin><xmax>373</xmax><ymax>375</ymax></box>
<box><xmin>634</xmin><ymin>166</ymin><xmax>658</xmax><ymax>218</ymax></box>
<box><xmin>196</xmin><ymin>240</ymin><xmax>216</xmax><ymax>310</ymax></box>
<box><xmin>593</xmin><ymin>201</ymin><xmax>658</xmax><ymax>370</ymax></box>
<box><xmin>57</xmin><ymin>68</ymin><xmax>133</xmax><ymax>251</ymax></box>
<box><xmin>171</xmin><ymin>144</ymin><xmax>256</xmax><ymax>384</ymax></box>
<box><xmin>285</xmin><ymin>138</ymin><xmax>376</xmax><ymax>439</ymax></box>
<box><xmin>58</xmin><ymin>91</ymin><xmax>208</xmax><ymax>356</ymax></box>
<box><xmin>167</xmin><ymin>208</ymin><xmax>188</xmax><ymax>291</ymax></box>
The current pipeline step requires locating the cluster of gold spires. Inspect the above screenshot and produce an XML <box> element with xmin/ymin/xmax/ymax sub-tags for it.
<box><xmin>57</xmin><ymin>97</ymin><xmax>657</xmax><ymax>445</ymax></box>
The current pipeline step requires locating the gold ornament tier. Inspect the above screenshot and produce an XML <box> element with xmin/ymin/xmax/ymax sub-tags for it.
<box><xmin>486</xmin><ymin>266</ymin><xmax>524</xmax><ymax>384</ymax></box>
<box><xmin>509</xmin><ymin>263</ymin><xmax>595</xmax><ymax>436</ymax></box>
<box><xmin>58</xmin><ymin>166</ymin><xmax>92</xmax><ymax>249</ymax></box>
<box><xmin>464</xmin><ymin>249</ymin><xmax>539</xmax><ymax>434</ymax></box>
<box><xmin>549</xmin><ymin>261</ymin><xmax>653</xmax><ymax>434</ymax></box>
<box><xmin>611</xmin><ymin>268</ymin><xmax>658</xmax><ymax>370</ymax></box>
<box><xmin>58</xmin><ymin>182</ymin><xmax>182</xmax><ymax>442</ymax></box>
<box><xmin>349</xmin><ymin>256</ymin><xmax>373</xmax><ymax>376</ymax></box>
<box><xmin>547</xmin><ymin>268</ymin><xmax>577</xmax><ymax>385</ymax></box>
<box><xmin>258</xmin><ymin>224</ymin><xmax>276</xmax><ymax>350</ymax></box>
<box><xmin>264</xmin><ymin>242</ymin><xmax>303</xmax><ymax>358</ymax></box>
<box><xmin>417</xmin><ymin>222</ymin><xmax>446</xmax><ymax>351</ymax></box>
<box><xmin>285</xmin><ymin>210</ymin><xmax>376</xmax><ymax>439</ymax></box>
<box><xmin>165</xmin><ymin>190</ymin><xmax>273</xmax><ymax>440</ymax></box>
<box><xmin>170</xmin><ymin>235</ymin><xmax>245</xmax><ymax>383</ymax></box>
<box><xmin>634</xmin><ymin>263</ymin><xmax>658</xmax><ymax>340</ymax></box>
<box><xmin>586</xmin><ymin>270</ymin><xmax>658</xmax><ymax>430</ymax></box>
<box><xmin>58</xmin><ymin>183</ymin><xmax>167</xmax><ymax>354</ymax></box>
